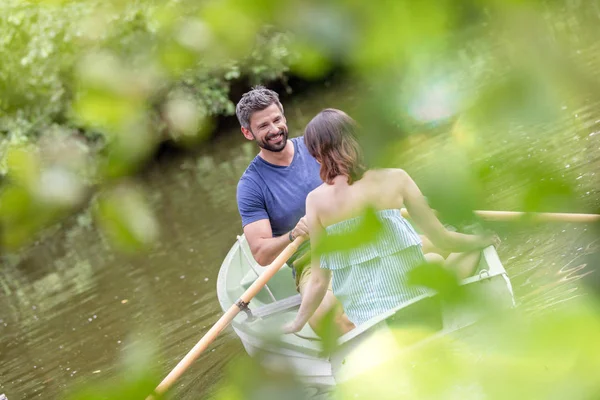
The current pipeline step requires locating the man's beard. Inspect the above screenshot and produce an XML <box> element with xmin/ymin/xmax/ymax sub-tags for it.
<box><xmin>256</xmin><ymin>129</ymin><xmax>288</xmax><ymax>152</ymax></box>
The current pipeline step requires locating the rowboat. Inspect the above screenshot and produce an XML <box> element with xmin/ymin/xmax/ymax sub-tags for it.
<box><xmin>216</xmin><ymin>234</ymin><xmax>516</xmax><ymax>387</ymax></box>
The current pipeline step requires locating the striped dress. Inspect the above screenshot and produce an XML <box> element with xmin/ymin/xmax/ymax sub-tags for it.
<box><xmin>321</xmin><ymin>209</ymin><xmax>432</xmax><ymax>326</ymax></box>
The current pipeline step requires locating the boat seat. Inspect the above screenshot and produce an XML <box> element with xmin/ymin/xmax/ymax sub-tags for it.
<box><xmin>253</xmin><ymin>294</ymin><xmax>302</xmax><ymax>319</ymax></box>
<box><xmin>239</xmin><ymin>264</ymin><xmax>297</xmax><ymax>301</ymax></box>
<box><xmin>239</xmin><ymin>263</ymin><xmax>295</xmax><ymax>288</ymax></box>
<box><xmin>240</xmin><ymin>267</ymin><xmax>274</xmax><ymax>288</ymax></box>
<box><xmin>251</xmin><ymin>294</ymin><xmax>321</xmax><ymax>341</ymax></box>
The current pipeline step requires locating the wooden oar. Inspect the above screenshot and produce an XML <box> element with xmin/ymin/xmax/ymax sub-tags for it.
<box><xmin>400</xmin><ymin>208</ymin><xmax>600</xmax><ymax>223</ymax></box>
<box><xmin>146</xmin><ymin>236</ymin><xmax>306</xmax><ymax>400</ymax></box>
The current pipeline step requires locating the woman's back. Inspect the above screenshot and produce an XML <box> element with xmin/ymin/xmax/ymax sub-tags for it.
<box><xmin>309</xmin><ymin>169</ymin><xmax>433</xmax><ymax>326</ymax></box>
<box><xmin>321</xmin><ymin>208</ymin><xmax>431</xmax><ymax>325</ymax></box>
<box><xmin>312</xmin><ymin>169</ymin><xmax>407</xmax><ymax>230</ymax></box>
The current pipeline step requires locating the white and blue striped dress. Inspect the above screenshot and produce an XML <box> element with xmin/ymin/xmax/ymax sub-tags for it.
<box><xmin>321</xmin><ymin>209</ymin><xmax>432</xmax><ymax>326</ymax></box>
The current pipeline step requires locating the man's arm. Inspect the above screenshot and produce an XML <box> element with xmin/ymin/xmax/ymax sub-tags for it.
<box><xmin>237</xmin><ymin>176</ymin><xmax>309</xmax><ymax>265</ymax></box>
<box><xmin>244</xmin><ymin>217</ymin><xmax>309</xmax><ymax>266</ymax></box>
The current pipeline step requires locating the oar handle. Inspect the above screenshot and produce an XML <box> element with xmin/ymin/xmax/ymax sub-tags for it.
<box><xmin>147</xmin><ymin>236</ymin><xmax>306</xmax><ymax>399</ymax></box>
<box><xmin>473</xmin><ymin>210</ymin><xmax>600</xmax><ymax>223</ymax></box>
<box><xmin>400</xmin><ymin>208</ymin><xmax>600</xmax><ymax>223</ymax></box>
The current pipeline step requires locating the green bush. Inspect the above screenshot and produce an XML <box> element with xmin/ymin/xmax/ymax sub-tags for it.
<box><xmin>0</xmin><ymin>0</ymin><xmax>292</xmax><ymax>249</ymax></box>
<box><xmin>0</xmin><ymin>0</ymin><xmax>291</xmax><ymax>175</ymax></box>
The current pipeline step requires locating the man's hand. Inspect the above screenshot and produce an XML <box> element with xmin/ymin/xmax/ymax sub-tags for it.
<box><xmin>290</xmin><ymin>216</ymin><xmax>309</xmax><ymax>241</ymax></box>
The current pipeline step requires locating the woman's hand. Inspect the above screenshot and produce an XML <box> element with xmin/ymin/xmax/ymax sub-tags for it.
<box><xmin>282</xmin><ymin>320</ymin><xmax>303</xmax><ymax>334</ymax></box>
<box><xmin>481</xmin><ymin>231</ymin><xmax>501</xmax><ymax>249</ymax></box>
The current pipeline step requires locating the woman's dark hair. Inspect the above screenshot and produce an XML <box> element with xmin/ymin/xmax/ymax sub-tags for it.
<box><xmin>304</xmin><ymin>108</ymin><xmax>366</xmax><ymax>184</ymax></box>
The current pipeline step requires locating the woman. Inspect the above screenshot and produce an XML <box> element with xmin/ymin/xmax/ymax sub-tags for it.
<box><xmin>283</xmin><ymin>109</ymin><xmax>499</xmax><ymax>333</ymax></box>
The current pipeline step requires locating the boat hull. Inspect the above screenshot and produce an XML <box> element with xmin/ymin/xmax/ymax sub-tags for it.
<box><xmin>216</xmin><ymin>235</ymin><xmax>515</xmax><ymax>387</ymax></box>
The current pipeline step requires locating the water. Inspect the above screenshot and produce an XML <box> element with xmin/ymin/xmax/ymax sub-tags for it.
<box><xmin>0</xmin><ymin>82</ymin><xmax>599</xmax><ymax>400</ymax></box>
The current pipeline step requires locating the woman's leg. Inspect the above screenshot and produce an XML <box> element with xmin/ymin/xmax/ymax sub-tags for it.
<box><xmin>424</xmin><ymin>252</ymin><xmax>445</xmax><ymax>265</ymax></box>
<box><xmin>444</xmin><ymin>250</ymin><xmax>482</xmax><ymax>280</ymax></box>
<box><xmin>421</xmin><ymin>235</ymin><xmax>482</xmax><ymax>279</ymax></box>
<box><xmin>420</xmin><ymin>235</ymin><xmax>450</xmax><ymax>258</ymax></box>
<box><xmin>298</xmin><ymin>268</ymin><xmax>355</xmax><ymax>337</ymax></box>
<box><xmin>308</xmin><ymin>290</ymin><xmax>355</xmax><ymax>337</ymax></box>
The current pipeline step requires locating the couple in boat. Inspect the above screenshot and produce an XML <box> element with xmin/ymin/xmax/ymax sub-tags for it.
<box><xmin>281</xmin><ymin>108</ymin><xmax>499</xmax><ymax>334</ymax></box>
<box><xmin>235</xmin><ymin>87</ymin><xmax>499</xmax><ymax>337</ymax></box>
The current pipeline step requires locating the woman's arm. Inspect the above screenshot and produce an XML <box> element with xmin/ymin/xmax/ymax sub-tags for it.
<box><xmin>398</xmin><ymin>170</ymin><xmax>498</xmax><ymax>252</ymax></box>
<box><xmin>283</xmin><ymin>193</ymin><xmax>331</xmax><ymax>334</ymax></box>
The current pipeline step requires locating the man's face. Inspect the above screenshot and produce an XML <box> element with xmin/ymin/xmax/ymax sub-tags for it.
<box><xmin>242</xmin><ymin>103</ymin><xmax>288</xmax><ymax>152</ymax></box>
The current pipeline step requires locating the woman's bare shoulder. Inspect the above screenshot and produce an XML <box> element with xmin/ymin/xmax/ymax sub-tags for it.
<box><xmin>306</xmin><ymin>183</ymin><xmax>328</xmax><ymax>204</ymax></box>
<box><xmin>367</xmin><ymin>168</ymin><xmax>410</xmax><ymax>181</ymax></box>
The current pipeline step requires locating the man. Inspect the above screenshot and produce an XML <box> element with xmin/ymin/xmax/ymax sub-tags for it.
<box><xmin>235</xmin><ymin>86</ymin><xmax>354</xmax><ymax>336</ymax></box>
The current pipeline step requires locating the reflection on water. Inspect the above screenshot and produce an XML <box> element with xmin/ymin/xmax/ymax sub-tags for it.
<box><xmin>1</xmin><ymin>80</ymin><xmax>599</xmax><ymax>400</ymax></box>
<box><xmin>500</xmin><ymin>226</ymin><xmax>597</xmax><ymax>316</ymax></box>
<box><xmin>0</xmin><ymin>135</ymin><xmax>255</xmax><ymax>399</ymax></box>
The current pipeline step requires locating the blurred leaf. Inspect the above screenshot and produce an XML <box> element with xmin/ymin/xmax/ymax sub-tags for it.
<box><xmin>95</xmin><ymin>183</ymin><xmax>159</xmax><ymax>252</ymax></box>
<box><xmin>407</xmin><ymin>262</ymin><xmax>467</xmax><ymax>303</ymax></box>
<box><xmin>311</xmin><ymin>305</ymin><xmax>342</xmax><ymax>357</ymax></box>
<box><xmin>157</xmin><ymin>40</ymin><xmax>199</xmax><ymax>75</ymax></box>
<box><xmin>337</xmin><ymin>297</ymin><xmax>600</xmax><ymax>399</ymax></box>
<box><xmin>314</xmin><ymin>206</ymin><xmax>384</xmax><ymax>255</ymax></box>
<box><xmin>467</xmin><ymin>71</ymin><xmax>562</xmax><ymax>130</ymax></box>
<box><xmin>35</xmin><ymin>166</ymin><xmax>86</xmax><ymax>207</ymax></box>
<box><xmin>162</xmin><ymin>95</ymin><xmax>212</xmax><ymax>146</ymax></box>
<box><xmin>287</xmin><ymin>39</ymin><xmax>333</xmax><ymax>80</ymax></box>
<box><xmin>62</xmin><ymin>338</ymin><xmax>161</xmax><ymax>400</ymax></box>
<box><xmin>0</xmin><ymin>185</ymin><xmax>65</xmax><ymax>249</ymax></box>
<box><xmin>417</xmin><ymin>147</ymin><xmax>481</xmax><ymax>225</ymax></box>
<box><xmin>214</xmin><ymin>352</ymin><xmax>309</xmax><ymax>400</ymax></box>
<box><xmin>73</xmin><ymin>88</ymin><xmax>143</xmax><ymax>132</ymax></box>
<box><xmin>200</xmin><ymin>0</ymin><xmax>259</xmax><ymax>60</ymax></box>
<box><xmin>99</xmin><ymin>120</ymin><xmax>159</xmax><ymax>180</ymax></box>
<box><xmin>351</xmin><ymin>1</ymin><xmax>451</xmax><ymax>71</ymax></box>
<box><xmin>6</xmin><ymin>146</ymin><xmax>40</xmax><ymax>188</ymax></box>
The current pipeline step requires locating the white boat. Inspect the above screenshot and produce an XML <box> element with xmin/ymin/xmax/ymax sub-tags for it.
<box><xmin>216</xmin><ymin>234</ymin><xmax>515</xmax><ymax>387</ymax></box>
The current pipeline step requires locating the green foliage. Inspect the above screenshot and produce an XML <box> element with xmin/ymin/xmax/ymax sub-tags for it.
<box><xmin>0</xmin><ymin>1</ymin><xmax>291</xmax><ymax>149</ymax></box>
<box><xmin>3</xmin><ymin>0</ymin><xmax>596</xmax><ymax>249</ymax></box>
<box><xmin>314</xmin><ymin>206</ymin><xmax>384</xmax><ymax>255</ymax></box>
<box><xmin>213</xmin><ymin>352</ymin><xmax>312</xmax><ymax>400</ymax></box>
<box><xmin>94</xmin><ymin>182</ymin><xmax>159</xmax><ymax>253</ymax></box>
<box><xmin>0</xmin><ymin>0</ymin><xmax>292</xmax><ymax>249</ymax></box>
<box><xmin>336</xmin><ymin>298</ymin><xmax>600</xmax><ymax>399</ymax></box>
<box><xmin>407</xmin><ymin>262</ymin><xmax>467</xmax><ymax>303</ymax></box>
<box><xmin>1</xmin><ymin>0</ymin><xmax>599</xmax><ymax>398</ymax></box>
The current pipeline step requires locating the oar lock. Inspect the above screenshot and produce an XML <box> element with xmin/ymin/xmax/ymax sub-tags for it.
<box><xmin>478</xmin><ymin>268</ymin><xmax>490</xmax><ymax>280</ymax></box>
<box><xmin>235</xmin><ymin>299</ymin><xmax>255</xmax><ymax>321</ymax></box>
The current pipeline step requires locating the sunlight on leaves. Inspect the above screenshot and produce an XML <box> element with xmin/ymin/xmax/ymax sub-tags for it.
<box><xmin>95</xmin><ymin>182</ymin><xmax>159</xmax><ymax>252</ymax></box>
<box><xmin>314</xmin><ymin>206</ymin><xmax>384</xmax><ymax>255</ymax></box>
<box><xmin>407</xmin><ymin>262</ymin><xmax>466</xmax><ymax>303</ymax></box>
<box><xmin>337</xmin><ymin>296</ymin><xmax>600</xmax><ymax>399</ymax></box>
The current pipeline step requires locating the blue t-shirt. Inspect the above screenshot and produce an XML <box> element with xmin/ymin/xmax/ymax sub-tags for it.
<box><xmin>237</xmin><ymin>137</ymin><xmax>322</xmax><ymax>237</ymax></box>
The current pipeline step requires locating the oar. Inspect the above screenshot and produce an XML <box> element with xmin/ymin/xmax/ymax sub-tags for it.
<box><xmin>146</xmin><ymin>236</ymin><xmax>306</xmax><ymax>400</ymax></box>
<box><xmin>400</xmin><ymin>208</ymin><xmax>600</xmax><ymax>223</ymax></box>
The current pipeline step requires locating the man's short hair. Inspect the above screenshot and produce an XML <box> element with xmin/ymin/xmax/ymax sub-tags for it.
<box><xmin>235</xmin><ymin>85</ymin><xmax>284</xmax><ymax>130</ymax></box>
